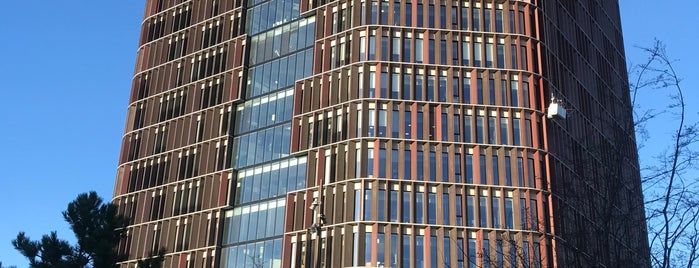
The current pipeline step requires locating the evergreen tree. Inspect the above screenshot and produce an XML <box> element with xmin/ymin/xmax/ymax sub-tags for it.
<box><xmin>63</xmin><ymin>192</ymin><xmax>127</xmax><ymax>268</ymax></box>
<box><xmin>12</xmin><ymin>192</ymin><xmax>126</xmax><ymax>268</ymax></box>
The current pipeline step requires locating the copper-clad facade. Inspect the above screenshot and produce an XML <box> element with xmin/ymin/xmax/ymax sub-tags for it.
<box><xmin>114</xmin><ymin>0</ymin><xmax>648</xmax><ymax>267</ymax></box>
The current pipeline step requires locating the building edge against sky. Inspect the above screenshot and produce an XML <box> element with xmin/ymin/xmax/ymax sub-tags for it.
<box><xmin>112</xmin><ymin>0</ymin><xmax>649</xmax><ymax>267</ymax></box>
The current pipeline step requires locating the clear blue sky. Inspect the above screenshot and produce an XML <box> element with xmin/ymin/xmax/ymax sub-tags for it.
<box><xmin>0</xmin><ymin>0</ymin><xmax>696</xmax><ymax>266</ymax></box>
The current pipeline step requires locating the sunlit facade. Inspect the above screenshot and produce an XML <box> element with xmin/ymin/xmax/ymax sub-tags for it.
<box><xmin>113</xmin><ymin>0</ymin><xmax>648</xmax><ymax>267</ymax></box>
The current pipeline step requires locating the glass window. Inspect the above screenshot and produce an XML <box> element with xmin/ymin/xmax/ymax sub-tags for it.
<box><xmin>416</xmin><ymin>38</ymin><xmax>424</xmax><ymax>63</ymax></box>
<box><xmin>517</xmin><ymin>157</ymin><xmax>524</xmax><ymax>186</ymax></box>
<box><xmin>406</xmin><ymin>3</ymin><xmax>412</xmax><ymax>26</ymax></box>
<box><xmin>444</xmin><ymin>237</ymin><xmax>452</xmax><ymax>266</ymax></box>
<box><xmin>486</xmin><ymin>42</ymin><xmax>494</xmax><ymax>67</ymax></box>
<box><xmin>483</xmin><ymin>239</ymin><xmax>491</xmax><ymax>268</ymax></box>
<box><xmin>369</xmin><ymin>35</ymin><xmax>376</xmax><ymax>60</ymax></box>
<box><xmin>391</xmin><ymin>108</ymin><xmax>399</xmax><ymax>137</ymax></box>
<box><xmin>390</xmin><ymin>189</ymin><xmax>399</xmax><ymax>221</ymax></box>
<box><xmin>466</xmin><ymin>195</ymin><xmax>475</xmax><ymax>226</ymax></box>
<box><xmin>500</xmin><ymin>117</ymin><xmax>508</xmax><ymax>144</ymax></box>
<box><xmin>381</xmin><ymin>1</ymin><xmax>389</xmax><ymax>24</ymax></box>
<box><xmin>369</xmin><ymin>71</ymin><xmax>377</xmax><ymax>98</ymax></box>
<box><xmin>428</xmin><ymin>193</ymin><xmax>437</xmax><ymax>224</ymax></box>
<box><xmin>378</xmin><ymin>109</ymin><xmax>387</xmax><ymax>137</ymax></box>
<box><xmin>368</xmin><ymin>108</ymin><xmax>376</xmax><ymax>136</ymax></box>
<box><xmin>505</xmin><ymin>156</ymin><xmax>512</xmax><ymax>185</ymax></box>
<box><xmin>393</xmin><ymin>1</ymin><xmax>400</xmax><ymax>26</ymax></box>
<box><xmin>403</xmin><ymin>73</ymin><xmax>411</xmax><ymax>100</ymax></box>
<box><xmin>520</xmin><ymin>45</ymin><xmax>528</xmax><ymax>70</ymax></box>
<box><xmin>402</xmin><ymin>235</ymin><xmax>411</xmax><ymax>266</ymax></box>
<box><xmin>368</xmin><ymin>148</ymin><xmax>375</xmax><ymax>176</ymax></box>
<box><xmin>479</xmin><ymin>196</ymin><xmax>488</xmax><ymax>227</ymax></box>
<box><xmin>499</xmin><ymin>79</ymin><xmax>507</xmax><ymax>106</ymax></box>
<box><xmin>511</xmin><ymin>79</ymin><xmax>519</xmax><ymax>106</ymax></box>
<box><xmin>391</xmin><ymin>149</ymin><xmax>399</xmax><ymax>177</ymax></box>
<box><xmin>493</xmin><ymin>156</ymin><xmax>500</xmax><ymax>185</ymax></box>
<box><xmin>417</xmin><ymin>3</ymin><xmax>424</xmax><ymax>27</ymax></box>
<box><xmin>417</xmin><ymin>111</ymin><xmax>424</xmax><ymax>139</ymax></box>
<box><xmin>441</xmin><ymin>152</ymin><xmax>449</xmax><ymax>181</ymax></box>
<box><xmin>488</xmin><ymin>115</ymin><xmax>496</xmax><ymax>143</ymax></box>
<box><xmin>390</xmin><ymin>73</ymin><xmax>400</xmax><ymax>99</ymax></box>
<box><xmin>530</xmin><ymin>199</ymin><xmax>538</xmax><ymax>230</ymax></box>
<box><xmin>462</xmin><ymin>40</ymin><xmax>470</xmax><ymax>66</ymax></box>
<box><xmin>378</xmin><ymin>189</ymin><xmax>386</xmax><ymax>221</ymax></box>
<box><xmin>525</xmin><ymin>119</ymin><xmax>533</xmax><ymax>147</ymax></box>
<box><xmin>427</xmin><ymin>75</ymin><xmax>435</xmax><ymax>101</ymax></box>
<box><xmin>533</xmin><ymin>242</ymin><xmax>542</xmax><ymax>268</ymax></box>
<box><xmin>429</xmin><ymin>151</ymin><xmax>437</xmax><ymax>181</ymax></box>
<box><xmin>417</xmin><ymin>149</ymin><xmax>424</xmax><ymax>180</ymax></box>
<box><xmin>505</xmin><ymin>197</ymin><xmax>514</xmax><ymax>228</ymax></box>
<box><xmin>523</xmin><ymin>80</ymin><xmax>530</xmax><ymax>108</ymax></box>
<box><xmin>455</xmin><ymin>194</ymin><xmax>463</xmax><ymax>225</ymax></box>
<box><xmin>520</xmin><ymin>197</ymin><xmax>528</xmax><ymax>229</ymax></box>
<box><xmin>488</xmin><ymin>78</ymin><xmax>495</xmax><ymax>105</ymax></box>
<box><xmin>392</xmin><ymin>37</ymin><xmax>400</xmax><ymax>61</ymax></box>
<box><xmin>403</xmin><ymin>192</ymin><xmax>411</xmax><ymax>222</ymax></box>
<box><xmin>381</xmin><ymin>36</ymin><xmax>389</xmax><ymax>61</ymax></box>
<box><xmin>474</xmin><ymin>41</ymin><xmax>482</xmax><ymax>67</ymax></box>
<box><xmin>439</xmin><ymin>76</ymin><xmax>447</xmax><ymax>102</ymax></box>
<box><xmin>428</xmin><ymin>38</ymin><xmax>435</xmax><ymax>64</ymax></box>
<box><xmin>377</xmin><ymin>232</ymin><xmax>386</xmax><ymax>265</ymax></box>
<box><xmin>495</xmin><ymin>237</ymin><xmax>505</xmax><ymax>267</ymax></box>
<box><xmin>512</xmin><ymin>117</ymin><xmax>521</xmax><ymax>146</ymax></box>
<box><xmin>495</xmin><ymin>9</ymin><xmax>503</xmax><ymax>32</ymax></box>
<box><xmin>442</xmin><ymin>193</ymin><xmax>450</xmax><ymax>225</ymax></box>
<box><xmin>484</xmin><ymin>8</ymin><xmax>491</xmax><ymax>31</ymax></box>
<box><xmin>379</xmin><ymin>148</ymin><xmax>387</xmax><ymax>177</ymax></box>
<box><xmin>440</xmin><ymin>40</ymin><xmax>447</xmax><ymax>65</ymax></box>
<box><xmin>404</xmin><ymin>109</ymin><xmax>412</xmax><ymax>139</ymax></box>
<box><xmin>472</xmin><ymin>8</ymin><xmax>480</xmax><ymax>31</ymax></box>
<box><xmin>511</xmin><ymin>44</ymin><xmax>517</xmax><ymax>69</ymax></box>
<box><xmin>454</xmin><ymin>115</ymin><xmax>461</xmax><ymax>142</ymax></box>
<box><xmin>353</xmin><ymin>232</ymin><xmax>360</xmax><ymax>266</ymax></box>
<box><xmin>476</xmin><ymin>115</ymin><xmax>484</xmax><ymax>143</ymax></box>
<box><xmin>440</xmin><ymin>5</ymin><xmax>446</xmax><ymax>28</ymax></box>
<box><xmin>454</xmin><ymin>153</ymin><xmax>462</xmax><ymax>182</ymax></box>
<box><xmin>371</xmin><ymin>1</ymin><xmax>379</xmax><ymax>24</ymax></box>
<box><xmin>452</xmin><ymin>41</ymin><xmax>459</xmax><ymax>65</ymax></box>
<box><xmin>403</xmin><ymin>37</ymin><xmax>412</xmax><ymax>62</ymax></box>
<box><xmin>404</xmin><ymin>149</ymin><xmax>411</xmax><ymax>179</ymax></box>
<box><xmin>492</xmin><ymin>196</ymin><xmax>501</xmax><ymax>228</ymax></box>
<box><xmin>466</xmin><ymin>154</ymin><xmax>473</xmax><ymax>183</ymax></box>
<box><xmin>497</xmin><ymin>43</ymin><xmax>505</xmax><ymax>68</ymax></box>
<box><xmin>523</xmin><ymin>240</ymin><xmax>530</xmax><ymax>268</ymax></box>
<box><xmin>416</xmin><ymin>235</ymin><xmax>425</xmax><ymax>268</ymax></box>
<box><xmin>461</xmin><ymin>7</ymin><xmax>469</xmax><ymax>30</ymax></box>
<box><xmin>463</xmin><ymin>76</ymin><xmax>471</xmax><ymax>104</ymax></box>
<box><xmin>416</xmin><ymin>192</ymin><xmax>424</xmax><ymax>223</ymax></box>
<box><xmin>428</xmin><ymin>4</ymin><xmax>435</xmax><ymax>28</ymax></box>
<box><xmin>479</xmin><ymin>153</ymin><xmax>486</xmax><ymax>183</ymax></box>
<box><xmin>452</xmin><ymin>77</ymin><xmax>460</xmax><ymax>102</ymax></box>
<box><xmin>476</xmin><ymin>78</ymin><xmax>483</xmax><ymax>104</ymax></box>
<box><xmin>468</xmin><ymin>238</ymin><xmax>477</xmax><ymax>268</ymax></box>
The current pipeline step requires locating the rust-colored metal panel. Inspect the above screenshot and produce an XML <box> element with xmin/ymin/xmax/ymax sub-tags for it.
<box><xmin>218</xmin><ymin>172</ymin><xmax>228</xmax><ymax>206</ymax></box>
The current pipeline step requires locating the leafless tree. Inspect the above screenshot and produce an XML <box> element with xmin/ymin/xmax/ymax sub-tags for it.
<box><xmin>632</xmin><ymin>40</ymin><xmax>699</xmax><ymax>268</ymax></box>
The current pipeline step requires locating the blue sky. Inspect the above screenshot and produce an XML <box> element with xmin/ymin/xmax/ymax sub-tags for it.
<box><xmin>0</xmin><ymin>0</ymin><xmax>696</xmax><ymax>266</ymax></box>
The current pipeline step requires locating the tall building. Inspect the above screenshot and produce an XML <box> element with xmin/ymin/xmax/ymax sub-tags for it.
<box><xmin>113</xmin><ymin>0</ymin><xmax>649</xmax><ymax>267</ymax></box>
